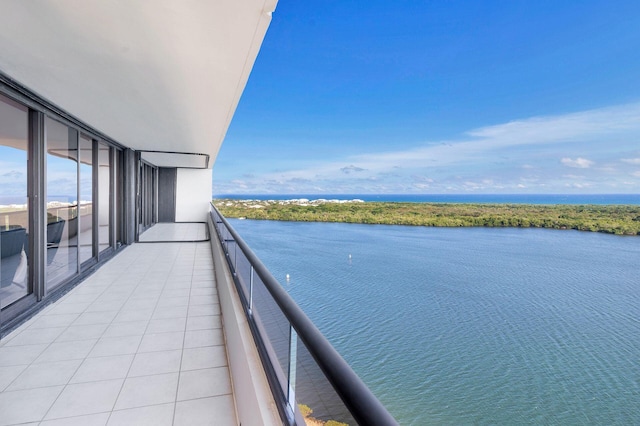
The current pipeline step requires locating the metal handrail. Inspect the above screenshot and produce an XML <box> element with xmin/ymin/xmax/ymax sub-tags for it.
<box><xmin>210</xmin><ymin>204</ymin><xmax>398</xmax><ymax>426</ymax></box>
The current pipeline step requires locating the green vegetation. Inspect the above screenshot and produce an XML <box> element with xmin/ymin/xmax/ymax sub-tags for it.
<box><xmin>298</xmin><ymin>404</ymin><xmax>313</xmax><ymax>418</ymax></box>
<box><xmin>214</xmin><ymin>199</ymin><xmax>640</xmax><ymax>236</ymax></box>
<box><xmin>47</xmin><ymin>212</ymin><xmax>62</xmax><ymax>224</ymax></box>
<box><xmin>297</xmin><ymin>403</ymin><xmax>349</xmax><ymax>426</ymax></box>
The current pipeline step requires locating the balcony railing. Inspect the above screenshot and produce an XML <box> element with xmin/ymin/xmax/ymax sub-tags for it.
<box><xmin>210</xmin><ymin>204</ymin><xmax>398</xmax><ymax>426</ymax></box>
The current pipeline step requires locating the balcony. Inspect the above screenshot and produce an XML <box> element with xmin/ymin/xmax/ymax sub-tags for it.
<box><xmin>0</xmin><ymin>224</ymin><xmax>242</xmax><ymax>425</ymax></box>
<box><xmin>1</xmin><ymin>215</ymin><xmax>397</xmax><ymax>425</ymax></box>
<box><xmin>0</xmin><ymin>2</ymin><xmax>396</xmax><ymax>424</ymax></box>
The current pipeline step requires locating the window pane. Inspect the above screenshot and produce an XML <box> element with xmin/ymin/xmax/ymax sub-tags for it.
<box><xmin>46</xmin><ymin>117</ymin><xmax>78</xmax><ymax>290</ymax></box>
<box><xmin>79</xmin><ymin>135</ymin><xmax>93</xmax><ymax>264</ymax></box>
<box><xmin>98</xmin><ymin>142</ymin><xmax>111</xmax><ymax>252</ymax></box>
<box><xmin>0</xmin><ymin>94</ymin><xmax>30</xmax><ymax>309</ymax></box>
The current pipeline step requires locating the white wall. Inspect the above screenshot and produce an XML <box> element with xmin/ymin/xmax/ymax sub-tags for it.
<box><xmin>175</xmin><ymin>168</ymin><xmax>212</xmax><ymax>222</ymax></box>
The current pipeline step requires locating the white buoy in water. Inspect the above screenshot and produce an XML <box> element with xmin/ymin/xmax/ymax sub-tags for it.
<box><xmin>286</xmin><ymin>274</ymin><xmax>290</xmax><ymax>281</ymax></box>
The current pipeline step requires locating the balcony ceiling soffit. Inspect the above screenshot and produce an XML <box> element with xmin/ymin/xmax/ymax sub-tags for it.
<box><xmin>140</xmin><ymin>151</ymin><xmax>208</xmax><ymax>169</ymax></box>
<box><xmin>0</xmin><ymin>0</ymin><xmax>277</xmax><ymax>168</ymax></box>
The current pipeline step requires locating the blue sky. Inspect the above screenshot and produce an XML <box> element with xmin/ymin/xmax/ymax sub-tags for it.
<box><xmin>213</xmin><ymin>1</ymin><xmax>640</xmax><ymax>195</ymax></box>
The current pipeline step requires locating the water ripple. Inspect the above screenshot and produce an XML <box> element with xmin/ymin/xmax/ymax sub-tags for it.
<box><xmin>231</xmin><ymin>220</ymin><xmax>640</xmax><ymax>425</ymax></box>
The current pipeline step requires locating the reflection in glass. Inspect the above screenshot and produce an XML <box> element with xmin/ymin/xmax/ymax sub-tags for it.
<box><xmin>296</xmin><ymin>337</ymin><xmax>357</xmax><ymax>425</ymax></box>
<box><xmin>46</xmin><ymin>117</ymin><xmax>78</xmax><ymax>290</ymax></box>
<box><xmin>79</xmin><ymin>135</ymin><xmax>93</xmax><ymax>264</ymax></box>
<box><xmin>98</xmin><ymin>142</ymin><xmax>111</xmax><ymax>252</ymax></box>
<box><xmin>0</xmin><ymin>94</ymin><xmax>30</xmax><ymax>309</ymax></box>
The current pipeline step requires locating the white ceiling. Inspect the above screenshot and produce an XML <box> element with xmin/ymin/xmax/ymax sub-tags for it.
<box><xmin>0</xmin><ymin>0</ymin><xmax>277</xmax><ymax>168</ymax></box>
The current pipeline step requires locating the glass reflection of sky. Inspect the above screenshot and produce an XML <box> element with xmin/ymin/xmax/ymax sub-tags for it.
<box><xmin>46</xmin><ymin>153</ymin><xmax>78</xmax><ymax>202</ymax></box>
<box><xmin>0</xmin><ymin>146</ymin><xmax>27</xmax><ymax>204</ymax></box>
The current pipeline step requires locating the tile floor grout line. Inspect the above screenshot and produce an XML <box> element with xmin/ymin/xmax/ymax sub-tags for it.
<box><xmin>105</xmin><ymin>242</ymin><xmax>181</xmax><ymax>425</ymax></box>
<box><xmin>172</xmin><ymin>242</ymin><xmax>196</xmax><ymax>426</ymax></box>
<box><xmin>38</xmin><ymin>245</ymin><xmax>154</xmax><ymax>422</ymax></box>
<box><xmin>1</xmin><ymin>233</ymin><xmax>221</xmax><ymax>425</ymax></box>
<box><xmin>37</xmin><ymin>408</ymin><xmax>113</xmax><ymax>425</ymax></box>
<box><xmin>0</xmin><ymin>252</ymin><xmax>135</xmax><ymax>402</ymax></box>
<box><xmin>36</xmin><ymin>246</ymin><xmax>149</xmax><ymax>424</ymax></box>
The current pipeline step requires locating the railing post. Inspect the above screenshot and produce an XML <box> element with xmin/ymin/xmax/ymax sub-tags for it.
<box><xmin>249</xmin><ymin>266</ymin><xmax>254</xmax><ymax>315</ymax></box>
<box><xmin>287</xmin><ymin>325</ymin><xmax>298</xmax><ymax>422</ymax></box>
<box><xmin>233</xmin><ymin>242</ymin><xmax>237</xmax><ymax>272</ymax></box>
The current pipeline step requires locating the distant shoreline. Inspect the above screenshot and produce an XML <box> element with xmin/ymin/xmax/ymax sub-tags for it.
<box><xmin>214</xmin><ymin>193</ymin><xmax>640</xmax><ymax>205</ymax></box>
<box><xmin>214</xmin><ymin>198</ymin><xmax>640</xmax><ymax>236</ymax></box>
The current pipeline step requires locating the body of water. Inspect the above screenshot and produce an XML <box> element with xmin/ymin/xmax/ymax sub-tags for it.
<box><xmin>229</xmin><ymin>219</ymin><xmax>640</xmax><ymax>425</ymax></box>
<box><xmin>217</xmin><ymin>193</ymin><xmax>640</xmax><ymax>205</ymax></box>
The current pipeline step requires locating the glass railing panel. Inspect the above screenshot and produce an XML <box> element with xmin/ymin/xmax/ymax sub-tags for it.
<box><xmin>294</xmin><ymin>335</ymin><xmax>357</xmax><ymax>426</ymax></box>
<box><xmin>226</xmin><ymin>238</ymin><xmax>238</xmax><ymax>271</ymax></box>
<box><xmin>234</xmin><ymin>250</ymin><xmax>252</xmax><ymax>301</ymax></box>
<box><xmin>210</xmin><ymin>204</ymin><xmax>398</xmax><ymax>425</ymax></box>
<box><xmin>251</xmin><ymin>272</ymin><xmax>291</xmax><ymax>395</ymax></box>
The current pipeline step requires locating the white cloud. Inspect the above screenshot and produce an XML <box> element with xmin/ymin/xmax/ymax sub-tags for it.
<box><xmin>561</xmin><ymin>157</ymin><xmax>594</xmax><ymax>168</ymax></box>
<box><xmin>217</xmin><ymin>101</ymin><xmax>640</xmax><ymax>193</ymax></box>
<box><xmin>411</xmin><ymin>175</ymin><xmax>434</xmax><ymax>183</ymax></box>
<box><xmin>230</xmin><ymin>179</ymin><xmax>249</xmax><ymax>189</ymax></box>
<box><xmin>597</xmin><ymin>164</ymin><xmax>618</xmax><ymax>173</ymax></box>
<box><xmin>565</xmin><ymin>182</ymin><xmax>592</xmax><ymax>188</ymax></box>
<box><xmin>632</xmin><ymin>171</ymin><xmax>640</xmax><ymax>177</ymax></box>
<box><xmin>340</xmin><ymin>165</ymin><xmax>366</xmax><ymax>174</ymax></box>
<box><xmin>1</xmin><ymin>170</ymin><xmax>23</xmax><ymax>178</ymax></box>
<box><xmin>267</xmin><ymin>103</ymin><xmax>640</xmax><ymax>182</ymax></box>
<box><xmin>412</xmin><ymin>183</ymin><xmax>431</xmax><ymax>189</ymax></box>
<box><xmin>622</xmin><ymin>158</ymin><xmax>640</xmax><ymax>164</ymax></box>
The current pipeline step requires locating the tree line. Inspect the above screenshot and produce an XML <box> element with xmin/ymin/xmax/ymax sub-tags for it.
<box><xmin>214</xmin><ymin>200</ymin><xmax>640</xmax><ymax>236</ymax></box>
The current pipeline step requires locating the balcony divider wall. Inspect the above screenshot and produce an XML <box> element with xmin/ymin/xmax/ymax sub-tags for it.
<box><xmin>0</xmin><ymin>80</ymin><xmax>129</xmax><ymax>336</ymax></box>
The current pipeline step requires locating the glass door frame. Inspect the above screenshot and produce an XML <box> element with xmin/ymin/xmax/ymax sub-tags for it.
<box><xmin>136</xmin><ymin>157</ymin><xmax>158</xmax><ymax>239</ymax></box>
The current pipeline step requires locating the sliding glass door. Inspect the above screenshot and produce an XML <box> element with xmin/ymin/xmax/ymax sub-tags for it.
<box><xmin>45</xmin><ymin>117</ymin><xmax>78</xmax><ymax>290</ymax></box>
<box><xmin>0</xmin><ymin>94</ymin><xmax>30</xmax><ymax>311</ymax></box>
<box><xmin>0</xmin><ymin>87</ymin><xmax>125</xmax><ymax>331</ymax></box>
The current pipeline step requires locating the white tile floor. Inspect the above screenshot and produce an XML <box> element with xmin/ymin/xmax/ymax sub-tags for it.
<box><xmin>0</xmin><ymin>240</ymin><xmax>237</xmax><ymax>426</ymax></box>
<box><xmin>138</xmin><ymin>223</ymin><xmax>209</xmax><ymax>242</ymax></box>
